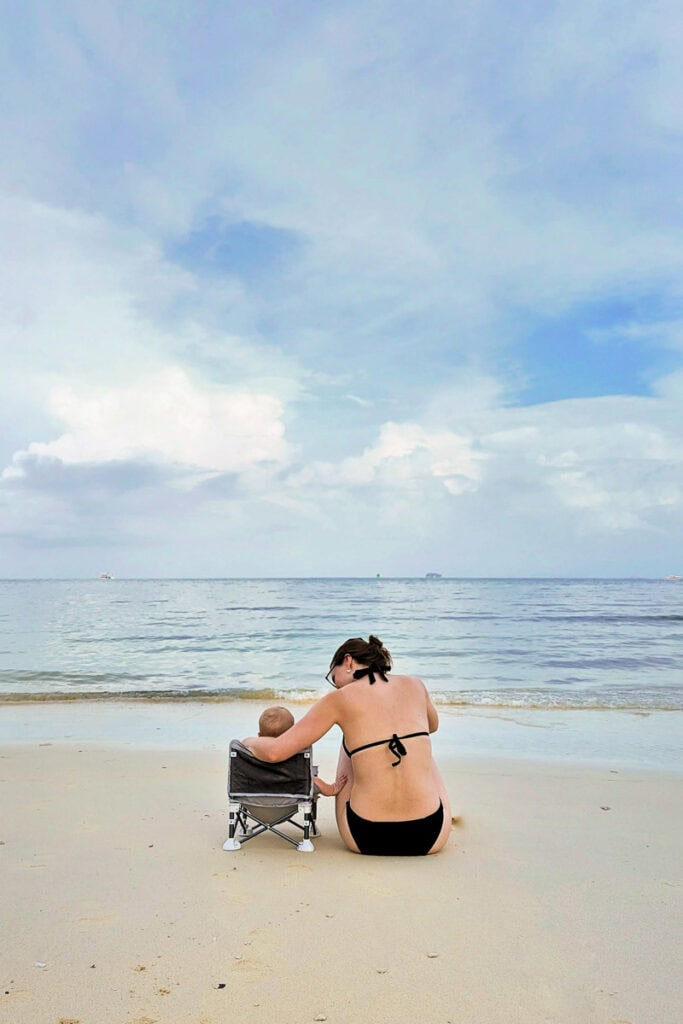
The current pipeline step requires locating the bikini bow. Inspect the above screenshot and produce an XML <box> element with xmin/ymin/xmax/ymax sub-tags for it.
<box><xmin>353</xmin><ymin>663</ymin><xmax>389</xmax><ymax>685</ymax></box>
<box><xmin>388</xmin><ymin>733</ymin><xmax>408</xmax><ymax>766</ymax></box>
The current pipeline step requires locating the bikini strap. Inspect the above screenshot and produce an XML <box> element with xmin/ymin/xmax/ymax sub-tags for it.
<box><xmin>344</xmin><ymin>731</ymin><xmax>429</xmax><ymax>766</ymax></box>
<box><xmin>353</xmin><ymin>662</ymin><xmax>389</xmax><ymax>684</ymax></box>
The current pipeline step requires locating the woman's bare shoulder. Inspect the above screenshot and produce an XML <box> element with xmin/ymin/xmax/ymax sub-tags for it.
<box><xmin>391</xmin><ymin>672</ymin><xmax>427</xmax><ymax>689</ymax></box>
<box><xmin>393</xmin><ymin>674</ymin><xmax>435</xmax><ymax>705</ymax></box>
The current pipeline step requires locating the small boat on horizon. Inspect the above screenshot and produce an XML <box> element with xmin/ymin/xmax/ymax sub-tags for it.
<box><xmin>99</xmin><ymin>572</ymin><xmax>114</xmax><ymax>580</ymax></box>
<box><xmin>665</xmin><ymin>574</ymin><xmax>682</xmax><ymax>581</ymax></box>
<box><xmin>425</xmin><ymin>572</ymin><xmax>443</xmax><ymax>579</ymax></box>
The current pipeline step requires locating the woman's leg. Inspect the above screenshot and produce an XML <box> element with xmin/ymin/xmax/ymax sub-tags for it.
<box><xmin>334</xmin><ymin>745</ymin><xmax>360</xmax><ymax>853</ymax></box>
<box><xmin>428</xmin><ymin>759</ymin><xmax>452</xmax><ymax>854</ymax></box>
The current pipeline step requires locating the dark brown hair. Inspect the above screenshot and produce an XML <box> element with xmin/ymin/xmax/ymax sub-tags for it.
<box><xmin>328</xmin><ymin>635</ymin><xmax>392</xmax><ymax>674</ymax></box>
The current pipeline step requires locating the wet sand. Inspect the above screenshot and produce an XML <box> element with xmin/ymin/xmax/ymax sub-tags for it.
<box><xmin>1</xmin><ymin>738</ymin><xmax>681</xmax><ymax>1024</ymax></box>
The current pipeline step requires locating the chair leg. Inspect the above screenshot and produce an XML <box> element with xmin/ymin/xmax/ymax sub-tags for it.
<box><xmin>223</xmin><ymin>802</ymin><xmax>242</xmax><ymax>851</ymax></box>
<box><xmin>235</xmin><ymin>809</ymin><xmax>252</xmax><ymax>838</ymax></box>
<box><xmin>311</xmin><ymin>796</ymin><xmax>321</xmax><ymax>837</ymax></box>
<box><xmin>297</xmin><ymin>801</ymin><xmax>315</xmax><ymax>852</ymax></box>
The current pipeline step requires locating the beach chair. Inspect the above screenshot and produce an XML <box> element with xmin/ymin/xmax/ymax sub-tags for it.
<box><xmin>223</xmin><ymin>739</ymin><xmax>318</xmax><ymax>853</ymax></box>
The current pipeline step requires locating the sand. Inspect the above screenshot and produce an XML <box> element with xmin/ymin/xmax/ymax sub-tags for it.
<box><xmin>1</xmin><ymin>735</ymin><xmax>681</xmax><ymax>1024</ymax></box>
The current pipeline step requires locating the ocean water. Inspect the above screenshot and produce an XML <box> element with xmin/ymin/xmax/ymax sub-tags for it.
<box><xmin>1</xmin><ymin>578</ymin><xmax>682</xmax><ymax>711</ymax></box>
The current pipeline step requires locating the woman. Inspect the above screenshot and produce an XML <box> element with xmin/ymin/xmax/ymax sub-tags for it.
<box><xmin>244</xmin><ymin>636</ymin><xmax>451</xmax><ymax>855</ymax></box>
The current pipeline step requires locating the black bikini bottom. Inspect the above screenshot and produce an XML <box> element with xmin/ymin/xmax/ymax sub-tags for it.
<box><xmin>345</xmin><ymin>801</ymin><xmax>444</xmax><ymax>856</ymax></box>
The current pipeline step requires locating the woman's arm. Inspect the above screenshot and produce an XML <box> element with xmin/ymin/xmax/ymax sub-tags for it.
<box><xmin>244</xmin><ymin>691</ymin><xmax>340</xmax><ymax>762</ymax></box>
<box><xmin>426</xmin><ymin>694</ymin><xmax>439</xmax><ymax>733</ymax></box>
<box><xmin>417</xmin><ymin>677</ymin><xmax>439</xmax><ymax>732</ymax></box>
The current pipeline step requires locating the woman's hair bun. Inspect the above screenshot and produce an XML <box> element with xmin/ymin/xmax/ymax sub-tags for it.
<box><xmin>330</xmin><ymin>635</ymin><xmax>392</xmax><ymax>671</ymax></box>
<box><xmin>367</xmin><ymin>635</ymin><xmax>391</xmax><ymax>667</ymax></box>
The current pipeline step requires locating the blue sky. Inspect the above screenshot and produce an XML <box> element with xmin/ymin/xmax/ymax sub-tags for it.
<box><xmin>2</xmin><ymin>0</ymin><xmax>683</xmax><ymax>577</ymax></box>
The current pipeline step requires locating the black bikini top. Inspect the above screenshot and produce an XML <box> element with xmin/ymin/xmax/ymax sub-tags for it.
<box><xmin>342</xmin><ymin>731</ymin><xmax>430</xmax><ymax>767</ymax></box>
<box><xmin>343</xmin><ymin>663</ymin><xmax>428</xmax><ymax>765</ymax></box>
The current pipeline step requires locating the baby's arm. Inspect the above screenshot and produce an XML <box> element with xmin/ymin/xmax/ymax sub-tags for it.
<box><xmin>313</xmin><ymin>772</ymin><xmax>348</xmax><ymax>797</ymax></box>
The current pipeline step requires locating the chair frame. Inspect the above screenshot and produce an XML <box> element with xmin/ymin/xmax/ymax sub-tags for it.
<box><xmin>223</xmin><ymin>740</ymin><xmax>318</xmax><ymax>853</ymax></box>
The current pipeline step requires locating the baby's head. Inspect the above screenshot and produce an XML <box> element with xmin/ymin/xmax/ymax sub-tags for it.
<box><xmin>258</xmin><ymin>705</ymin><xmax>295</xmax><ymax>737</ymax></box>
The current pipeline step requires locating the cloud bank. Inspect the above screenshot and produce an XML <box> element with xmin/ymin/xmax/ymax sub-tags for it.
<box><xmin>2</xmin><ymin>1</ymin><xmax>683</xmax><ymax>576</ymax></box>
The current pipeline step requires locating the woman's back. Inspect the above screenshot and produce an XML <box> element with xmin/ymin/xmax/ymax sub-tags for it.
<box><xmin>335</xmin><ymin>673</ymin><xmax>440</xmax><ymax>820</ymax></box>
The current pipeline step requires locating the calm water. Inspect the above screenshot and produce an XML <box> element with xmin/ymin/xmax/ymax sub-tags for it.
<box><xmin>0</xmin><ymin>578</ymin><xmax>682</xmax><ymax>710</ymax></box>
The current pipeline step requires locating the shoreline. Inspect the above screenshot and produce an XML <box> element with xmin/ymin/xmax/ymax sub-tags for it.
<box><xmin>2</xmin><ymin>742</ymin><xmax>681</xmax><ymax>1023</ymax></box>
<box><xmin>1</xmin><ymin>685</ymin><xmax>681</xmax><ymax>713</ymax></box>
<box><xmin>1</xmin><ymin>698</ymin><xmax>681</xmax><ymax>771</ymax></box>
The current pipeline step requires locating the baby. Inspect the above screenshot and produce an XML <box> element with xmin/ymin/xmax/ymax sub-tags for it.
<box><xmin>257</xmin><ymin>705</ymin><xmax>345</xmax><ymax>797</ymax></box>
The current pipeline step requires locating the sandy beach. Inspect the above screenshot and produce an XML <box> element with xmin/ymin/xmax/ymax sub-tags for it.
<box><xmin>1</xmin><ymin>710</ymin><xmax>681</xmax><ymax>1024</ymax></box>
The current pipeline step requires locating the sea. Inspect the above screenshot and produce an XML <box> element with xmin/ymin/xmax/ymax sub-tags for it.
<box><xmin>1</xmin><ymin>577</ymin><xmax>682</xmax><ymax>711</ymax></box>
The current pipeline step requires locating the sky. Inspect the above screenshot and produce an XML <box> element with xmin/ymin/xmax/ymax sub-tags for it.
<box><xmin>2</xmin><ymin>0</ymin><xmax>683</xmax><ymax>578</ymax></box>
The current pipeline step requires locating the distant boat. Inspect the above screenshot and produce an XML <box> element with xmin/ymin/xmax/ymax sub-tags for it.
<box><xmin>99</xmin><ymin>572</ymin><xmax>114</xmax><ymax>580</ymax></box>
<box><xmin>665</xmin><ymin>575</ymin><xmax>682</xmax><ymax>581</ymax></box>
<box><xmin>425</xmin><ymin>572</ymin><xmax>443</xmax><ymax>579</ymax></box>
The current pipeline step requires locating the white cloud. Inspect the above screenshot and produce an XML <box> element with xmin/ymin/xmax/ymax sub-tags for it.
<box><xmin>3</xmin><ymin>375</ymin><xmax>683</xmax><ymax>575</ymax></box>
<box><xmin>341</xmin><ymin>422</ymin><xmax>484</xmax><ymax>495</ymax></box>
<box><xmin>287</xmin><ymin>421</ymin><xmax>483</xmax><ymax>496</ymax></box>
<box><xmin>276</xmin><ymin>388</ymin><xmax>683</xmax><ymax>538</ymax></box>
<box><xmin>3</xmin><ymin>367</ymin><xmax>292</xmax><ymax>481</ymax></box>
<box><xmin>479</xmin><ymin>395</ymin><xmax>683</xmax><ymax>529</ymax></box>
<box><xmin>0</xmin><ymin>190</ymin><xmax>309</xmax><ymax>494</ymax></box>
<box><xmin>0</xmin><ymin>193</ymin><xmax>301</xmax><ymax>391</ymax></box>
